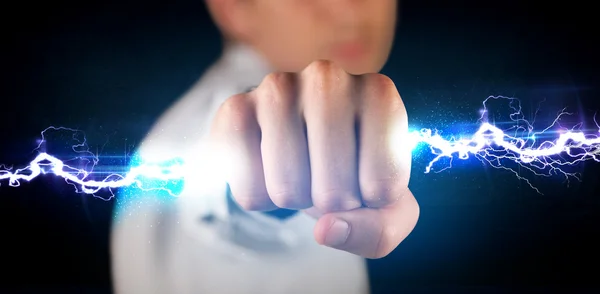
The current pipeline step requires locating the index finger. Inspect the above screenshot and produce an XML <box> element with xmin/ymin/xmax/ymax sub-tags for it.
<box><xmin>357</xmin><ymin>74</ymin><xmax>411</xmax><ymax>208</ymax></box>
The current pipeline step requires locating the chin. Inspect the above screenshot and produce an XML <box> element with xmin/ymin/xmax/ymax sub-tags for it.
<box><xmin>339</xmin><ymin>54</ymin><xmax>387</xmax><ymax>75</ymax></box>
<box><xmin>343</xmin><ymin>61</ymin><xmax>385</xmax><ymax>75</ymax></box>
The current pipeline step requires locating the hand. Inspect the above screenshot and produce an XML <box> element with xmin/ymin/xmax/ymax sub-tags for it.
<box><xmin>209</xmin><ymin>60</ymin><xmax>419</xmax><ymax>259</ymax></box>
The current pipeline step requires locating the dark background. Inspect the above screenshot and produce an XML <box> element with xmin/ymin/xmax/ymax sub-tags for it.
<box><xmin>1</xmin><ymin>0</ymin><xmax>599</xmax><ymax>293</ymax></box>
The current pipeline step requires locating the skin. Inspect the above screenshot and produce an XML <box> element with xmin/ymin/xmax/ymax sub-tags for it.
<box><xmin>206</xmin><ymin>0</ymin><xmax>397</xmax><ymax>74</ymax></box>
<box><xmin>206</xmin><ymin>0</ymin><xmax>419</xmax><ymax>259</ymax></box>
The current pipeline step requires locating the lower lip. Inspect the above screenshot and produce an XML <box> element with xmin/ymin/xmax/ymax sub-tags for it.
<box><xmin>332</xmin><ymin>42</ymin><xmax>368</xmax><ymax>60</ymax></box>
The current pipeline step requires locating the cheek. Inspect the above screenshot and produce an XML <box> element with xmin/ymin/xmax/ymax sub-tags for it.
<box><xmin>373</xmin><ymin>1</ymin><xmax>396</xmax><ymax>34</ymax></box>
<box><xmin>373</xmin><ymin>5</ymin><xmax>396</xmax><ymax>58</ymax></box>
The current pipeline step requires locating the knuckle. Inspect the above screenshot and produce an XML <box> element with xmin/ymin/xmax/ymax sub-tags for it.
<box><xmin>366</xmin><ymin>73</ymin><xmax>396</xmax><ymax>90</ymax></box>
<box><xmin>220</xmin><ymin>93</ymin><xmax>249</xmax><ymax>113</ymax></box>
<box><xmin>259</xmin><ymin>72</ymin><xmax>295</xmax><ymax>96</ymax></box>
<box><xmin>257</xmin><ymin>72</ymin><xmax>297</xmax><ymax>109</ymax></box>
<box><xmin>361</xmin><ymin>178</ymin><xmax>409</xmax><ymax>207</ymax></box>
<box><xmin>216</xmin><ymin>94</ymin><xmax>253</xmax><ymax>129</ymax></box>
<box><xmin>365</xmin><ymin>73</ymin><xmax>402</xmax><ymax>104</ymax></box>
<box><xmin>301</xmin><ymin>61</ymin><xmax>351</xmax><ymax>107</ymax></box>
<box><xmin>302</xmin><ymin>60</ymin><xmax>346</xmax><ymax>80</ymax></box>
<box><xmin>268</xmin><ymin>187</ymin><xmax>311</xmax><ymax>209</ymax></box>
<box><xmin>303</xmin><ymin>60</ymin><xmax>333</xmax><ymax>73</ymax></box>
<box><xmin>312</xmin><ymin>189</ymin><xmax>362</xmax><ymax>212</ymax></box>
<box><xmin>232</xmin><ymin>193</ymin><xmax>271</xmax><ymax>211</ymax></box>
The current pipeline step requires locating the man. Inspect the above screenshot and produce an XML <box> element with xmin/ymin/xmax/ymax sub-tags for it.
<box><xmin>111</xmin><ymin>1</ymin><xmax>420</xmax><ymax>293</ymax></box>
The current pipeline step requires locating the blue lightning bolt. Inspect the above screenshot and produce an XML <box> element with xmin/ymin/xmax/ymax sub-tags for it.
<box><xmin>1</xmin><ymin>96</ymin><xmax>599</xmax><ymax>197</ymax></box>
<box><xmin>408</xmin><ymin>96</ymin><xmax>600</xmax><ymax>193</ymax></box>
<box><xmin>0</xmin><ymin>126</ymin><xmax>185</xmax><ymax>200</ymax></box>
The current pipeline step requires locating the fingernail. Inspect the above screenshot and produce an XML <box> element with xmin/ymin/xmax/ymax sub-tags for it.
<box><xmin>324</xmin><ymin>219</ymin><xmax>350</xmax><ymax>247</ymax></box>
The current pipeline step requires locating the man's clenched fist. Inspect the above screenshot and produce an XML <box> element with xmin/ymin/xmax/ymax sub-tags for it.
<box><xmin>209</xmin><ymin>60</ymin><xmax>419</xmax><ymax>259</ymax></box>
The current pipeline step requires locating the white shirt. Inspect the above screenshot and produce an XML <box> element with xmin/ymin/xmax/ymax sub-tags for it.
<box><xmin>110</xmin><ymin>44</ymin><xmax>369</xmax><ymax>294</ymax></box>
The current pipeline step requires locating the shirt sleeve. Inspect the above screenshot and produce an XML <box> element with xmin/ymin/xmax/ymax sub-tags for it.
<box><xmin>110</xmin><ymin>70</ymin><xmax>369</xmax><ymax>294</ymax></box>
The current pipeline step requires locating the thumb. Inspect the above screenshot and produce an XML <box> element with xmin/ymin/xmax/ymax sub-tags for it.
<box><xmin>313</xmin><ymin>188</ymin><xmax>420</xmax><ymax>259</ymax></box>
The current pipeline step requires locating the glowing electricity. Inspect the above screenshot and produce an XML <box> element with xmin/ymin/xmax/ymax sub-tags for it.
<box><xmin>1</xmin><ymin>96</ymin><xmax>599</xmax><ymax>197</ymax></box>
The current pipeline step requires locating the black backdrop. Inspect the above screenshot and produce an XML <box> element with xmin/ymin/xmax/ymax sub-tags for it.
<box><xmin>1</xmin><ymin>1</ymin><xmax>599</xmax><ymax>293</ymax></box>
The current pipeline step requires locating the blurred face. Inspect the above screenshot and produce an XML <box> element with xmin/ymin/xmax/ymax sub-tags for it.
<box><xmin>236</xmin><ymin>0</ymin><xmax>397</xmax><ymax>74</ymax></box>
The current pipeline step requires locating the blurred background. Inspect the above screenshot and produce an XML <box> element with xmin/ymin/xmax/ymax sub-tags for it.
<box><xmin>1</xmin><ymin>0</ymin><xmax>599</xmax><ymax>293</ymax></box>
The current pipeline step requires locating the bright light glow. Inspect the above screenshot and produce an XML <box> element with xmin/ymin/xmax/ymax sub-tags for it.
<box><xmin>2</xmin><ymin>96</ymin><xmax>599</xmax><ymax>197</ymax></box>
